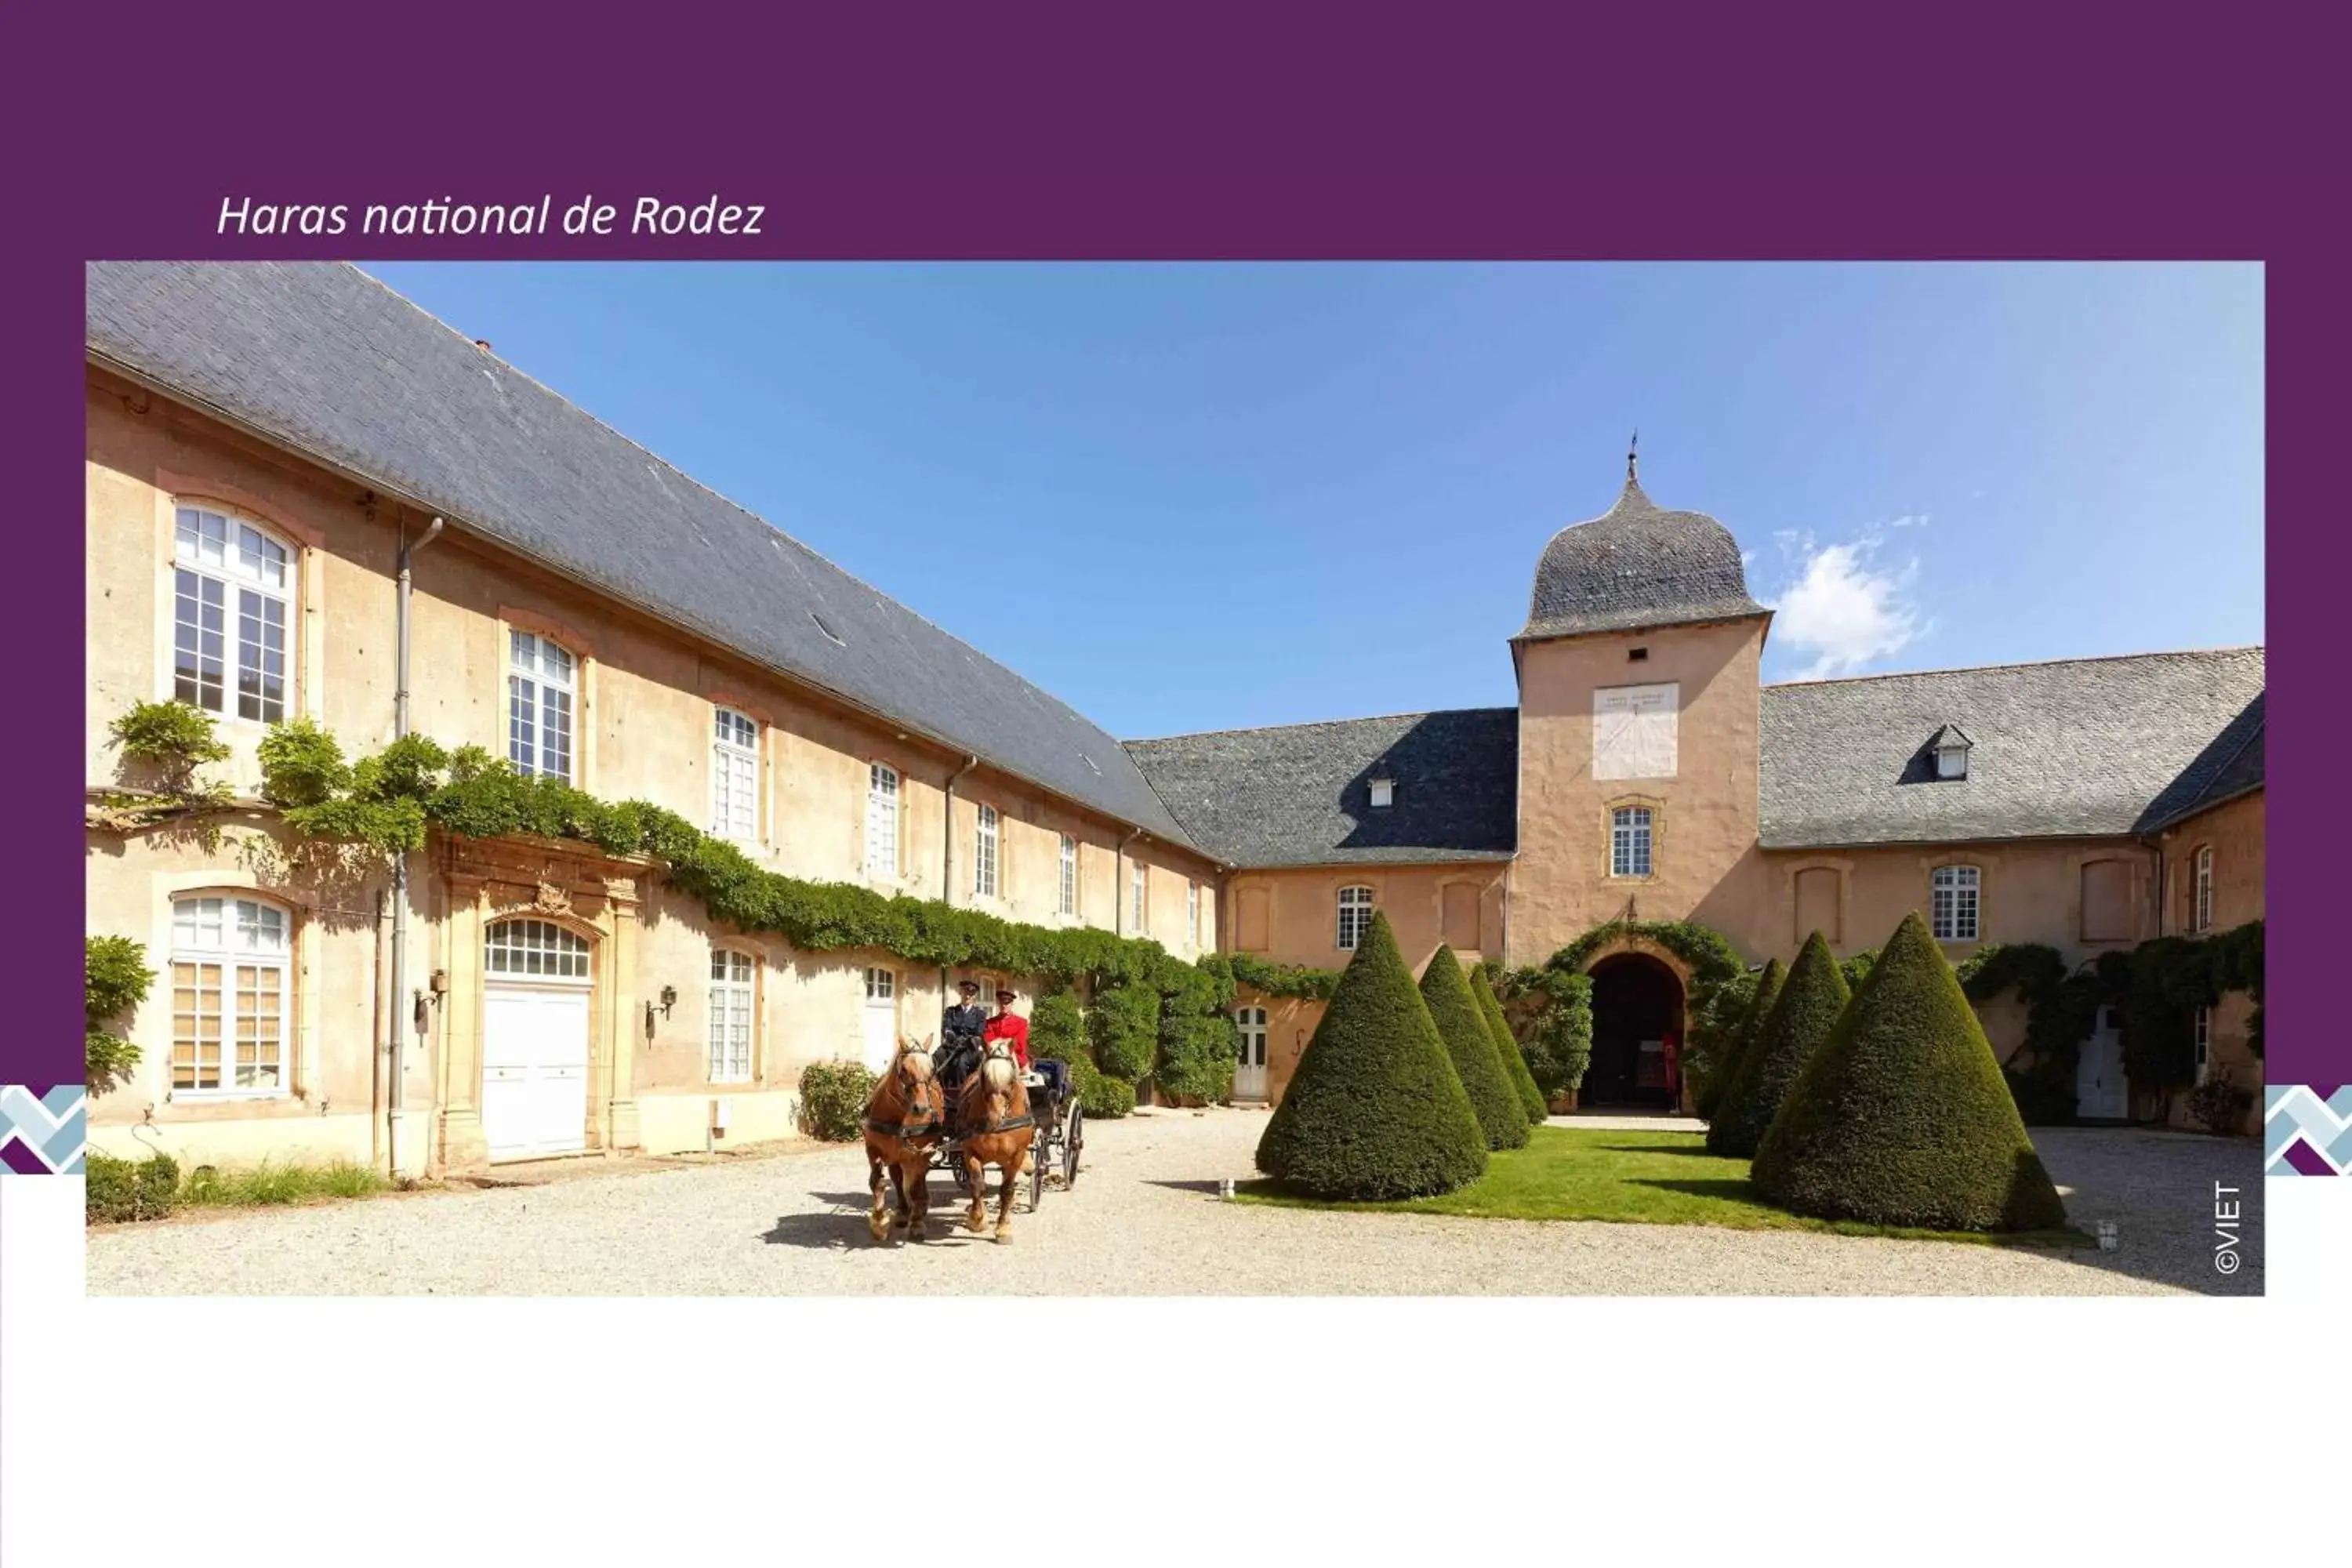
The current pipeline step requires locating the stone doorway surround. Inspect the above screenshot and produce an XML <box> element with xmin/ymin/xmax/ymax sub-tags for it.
<box><xmin>429</xmin><ymin>832</ymin><xmax>650</xmax><ymax>1174</ymax></box>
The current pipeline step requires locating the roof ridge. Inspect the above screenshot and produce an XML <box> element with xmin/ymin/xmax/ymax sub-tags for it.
<box><xmin>343</xmin><ymin>266</ymin><xmax>1053</xmax><ymax>710</ymax></box>
<box><xmin>1765</xmin><ymin>643</ymin><xmax>2266</xmax><ymax>692</ymax></box>
<box><xmin>1125</xmin><ymin>706</ymin><xmax>1518</xmax><ymax>746</ymax></box>
<box><xmin>335</xmin><ymin>263</ymin><xmax>1163</xmax><ymax>811</ymax></box>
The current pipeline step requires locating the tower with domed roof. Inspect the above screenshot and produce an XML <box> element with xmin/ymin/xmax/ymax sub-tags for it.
<box><xmin>1506</xmin><ymin>447</ymin><xmax>1774</xmax><ymax>980</ymax></box>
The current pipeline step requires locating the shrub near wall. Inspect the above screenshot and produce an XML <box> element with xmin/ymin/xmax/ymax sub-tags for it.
<box><xmin>1471</xmin><ymin>965</ymin><xmax>1548</xmax><ymax>1125</ymax></box>
<box><xmin>1707</xmin><ymin>936</ymin><xmax>1847</xmax><ymax>1160</ymax></box>
<box><xmin>799</xmin><ymin>1061</ymin><xmax>878</xmax><ymax>1142</ymax></box>
<box><xmin>1752</xmin><ymin>912</ymin><xmax>2067</xmax><ymax>1232</ymax></box>
<box><xmin>1256</xmin><ymin>913</ymin><xmax>1486</xmax><ymax>1200</ymax></box>
<box><xmin>1697</xmin><ymin>957</ymin><xmax>1781</xmax><ymax>1124</ymax></box>
<box><xmin>1421</xmin><ymin>946</ymin><xmax>1530</xmax><ymax>1150</ymax></box>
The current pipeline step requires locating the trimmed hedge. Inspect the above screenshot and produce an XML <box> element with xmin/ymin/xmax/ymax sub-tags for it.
<box><xmin>1089</xmin><ymin>985</ymin><xmax>1162</xmax><ymax>1083</ymax></box>
<box><xmin>1421</xmin><ymin>946</ymin><xmax>1530</xmax><ymax>1150</ymax></box>
<box><xmin>1708</xmin><ymin>935</ymin><xmax>1847</xmax><ymax>1159</ymax></box>
<box><xmin>1030</xmin><ymin>991</ymin><xmax>1087</xmax><ymax>1065</ymax></box>
<box><xmin>1157</xmin><ymin>1011</ymin><xmax>1239</xmax><ymax>1105</ymax></box>
<box><xmin>1752</xmin><ymin>912</ymin><xmax>2067</xmax><ymax>1232</ymax></box>
<box><xmin>1255</xmin><ymin>913</ymin><xmax>1486</xmax><ymax>1200</ymax></box>
<box><xmin>86</xmin><ymin>1152</ymin><xmax>180</xmax><ymax>1225</ymax></box>
<box><xmin>1472</xmin><ymin>964</ymin><xmax>1547</xmax><ymax>1125</ymax></box>
<box><xmin>1698</xmin><ymin>957</ymin><xmax>1782</xmax><ymax>1124</ymax></box>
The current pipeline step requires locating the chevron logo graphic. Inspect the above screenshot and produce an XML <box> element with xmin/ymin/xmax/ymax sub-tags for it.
<box><xmin>0</xmin><ymin>1085</ymin><xmax>87</xmax><ymax>1175</ymax></box>
<box><xmin>2265</xmin><ymin>1085</ymin><xmax>2352</xmax><ymax>1176</ymax></box>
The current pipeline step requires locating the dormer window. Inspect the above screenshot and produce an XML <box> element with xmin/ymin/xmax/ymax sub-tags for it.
<box><xmin>1368</xmin><ymin>765</ymin><xmax>1396</xmax><ymax>810</ymax></box>
<box><xmin>1930</xmin><ymin>724</ymin><xmax>1973</xmax><ymax>781</ymax></box>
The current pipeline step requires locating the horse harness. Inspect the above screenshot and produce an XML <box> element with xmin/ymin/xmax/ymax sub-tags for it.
<box><xmin>864</xmin><ymin>1073</ymin><xmax>946</xmax><ymax>1142</ymax></box>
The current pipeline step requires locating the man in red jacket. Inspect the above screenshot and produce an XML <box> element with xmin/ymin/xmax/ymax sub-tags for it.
<box><xmin>982</xmin><ymin>987</ymin><xmax>1030</xmax><ymax>1067</ymax></box>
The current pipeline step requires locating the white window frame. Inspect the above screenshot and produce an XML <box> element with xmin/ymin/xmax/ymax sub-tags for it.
<box><xmin>2193</xmin><ymin>845</ymin><xmax>2214</xmax><ymax>933</ymax></box>
<box><xmin>1336</xmin><ymin>885</ymin><xmax>1374</xmax><ymax>951</ymax></box>
<box><xmin>710</xmin><ymin>706</ymin><xmax>760</xmax><ymax>843</ymax></box>
<box><xmin>167</xmin><ymin>894</ymin><xmax>292</xmax><ymax>1098</ymax></box>
<box><xmin>1188</xmin><ymin>880</ymin><xmax>1200</xmax><ymax>947</ymax></box>
<box><xmin>974</xmin><ymin>803</ymin><xmax>1000</xmax><ymax>899</ymax></box>
<box><xmin>2194</xmin><ymin>1005</ymin><xmax>2212</xmax><ymax>1086</ymax></box>
<box><xmin>865</xmin><ymin>967</ymin><xmax>896</xmax><ymax>1003</ymax></box>
<box><xmin>1930</xmin><ymin>865</ymin><xmax>1981</xmax><ymax>943</ymax></box>
<box><xmin>485</xmin><ymin>918</ymin><xmax>591</xmax><ymax>981</ymax></box>
<box><xmin>506</xmin><ymin>630</ymin><xmax>578</xmax><ymax>782</ymax></box>
<box><xmin>1131</xmin><ymin>863</ymin><xmax>1148</xmax><ymax>931</ymax></box>
<box><xmin>1058</xmin><ymin>834</ymin><xmax>1078</xmax><ymax>916</ymax></box>
<box><xmin>1610</xmin><ymin>806</ymin><xmax>1653</xmax><ymax>879</ymax></box>
<box><xmin>172</xmin><ymin>504</ymin><xmax>292</xmax><ymax>724</ymax></box>
<box><xmin>1235</xmin><ymin>1005</ymin><xmax>1269</xmax><ymax>1069</ymax></box>
<box><xmin>866</xmin><ymin>763</ymin><xmax>900</xmax><ymax>877</ymax></box>
<box><xmin>708</xmin><ymin>946</ymin><xmax>756</xmax><ymax>1083</ymax></box>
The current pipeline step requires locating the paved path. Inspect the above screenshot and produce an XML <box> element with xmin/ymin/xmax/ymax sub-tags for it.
<box><xmin>85</xmin><ymin>1109</ymin><xmax>2261</xmax><ymax>1296</ymax></box>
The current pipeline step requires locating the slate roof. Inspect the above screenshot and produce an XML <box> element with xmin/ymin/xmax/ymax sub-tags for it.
<box><xmin>1759</xmin><ymin>648</ymin><xmax>2267</xmax><ymax>848</ymax></box>
<box><xmin>2140</xmin><ymin>691</ymin><xmax>2265</xmax><ymax>833</ymax></box>
<box><xmin>1125</xmin><ymin>709</ymin><xmax>1519</xmax><ymax>868</ymax></box>
<box><xmin>1519</xmin><ymin>477</ymin><xmax>1766</xmax><ymax>641</ymax></box>
<box><xmin>85</xmin><ymin>262</ymin><xmax>1196</xmax><ymax>849</ymax></box>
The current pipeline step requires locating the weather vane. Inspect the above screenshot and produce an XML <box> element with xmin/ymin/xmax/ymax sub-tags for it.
<box><xmin>1628</xmin><ymin>429</ymin><xmax>1639</xmax><ymax>482</ymax></box>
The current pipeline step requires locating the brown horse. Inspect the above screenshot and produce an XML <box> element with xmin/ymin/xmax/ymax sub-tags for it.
<box><xmin>953</xmin><ymin>1040</ymin><xmax>1037</xmax><ymax>1243</ymax></box>
<box><xmin>862</xmin><ymin>1036</ymin><xmax>946</xmax><ymax>1243</ymax></box>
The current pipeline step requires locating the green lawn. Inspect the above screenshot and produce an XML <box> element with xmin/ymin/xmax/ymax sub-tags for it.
<box><xmin>1236</xmin><ymin>1127</ymin><xmax>2089</xmax><ymax>1248</ymax></box>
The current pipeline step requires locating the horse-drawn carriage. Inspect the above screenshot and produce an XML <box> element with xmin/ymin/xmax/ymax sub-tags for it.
<box><xmin>937</xmin><ymin>1060</ymin><xmax>1084</xmax><ymax>1210</ymax></box>
<box><xmin>861</xmin><ymin>1034</ymin><xmax>1083</xmax><ymax>1244</ymax></box>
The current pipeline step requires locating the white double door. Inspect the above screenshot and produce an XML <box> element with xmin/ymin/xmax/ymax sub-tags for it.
<box><xmin>482</xmin><ymin>982</ymin><xmax>592</xmax><ymax>1160</ymax></box>
<box><xmin>2076</xmin><ymin>1005</ymin><xmax>2129</xmax><ymax>1121</ymax></box>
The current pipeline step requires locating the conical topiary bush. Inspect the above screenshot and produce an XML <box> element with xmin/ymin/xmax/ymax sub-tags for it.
<box><xmin>1255</xmin><ymin>913</ymin><xmax>1487</xmax><ymax>1200</ymax></box>
<box><xmin>1708</xmin><ymin>935</ymin><xmax>1848</xmax><ymax>1158</ymax></box>
<box><xmin>1752</xmin><ymin>911</ymin><xmax>2067</xmax><ymax>1232</ymax></box>
<box><xmin>1472</xmin><ymin>964</ymin><xmax>1548</xmax><ymax>1125</ymax></box>
<box><xmin>1421</xmin><ymin>946</ymin><xmax>1530</xmax><ymax>1151</ymax></box>
<box><xmin>1698</xmin><ymin>956</ymin><xmax>1783</xmax><ymax>1123</ymax></box>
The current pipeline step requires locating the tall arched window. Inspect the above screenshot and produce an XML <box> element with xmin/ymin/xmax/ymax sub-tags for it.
<box><xmin>708</xmin><ymin>947</ymin><xmax>755</xmax><ymax>1083</ymax></box>
<box><xmin>173</xmin><ymin>505</ymin><xmax>292</xmax><ymax>723</ymax></box>
<box><xmin>1930</xmin><ymin>865</ymin><xmax>1980</xmax><ymax>942</ymax></box>
<box><xmin>2193</xmin><ymin>845</ymin><xmax>2214</xmax><ymax>932</ymax></box>
<box><xmin>169</xmin><ymin>893</ymin><xmax>291</xmax><ymax>1094</ymax></box>
<box><xmin>1058</xmin><ymin>835</ymin><xmax>1079</xmax><ymax>916</ymax></box>
<box><xmin>1336</xmin><ymin>885</ymin><xmax>1374</xmax><ymax>950</ymax></box>
<box><xmin>867</xmin><ymin>763</ymin><xmax>900</xmax><ymax>875</ymax></box>
<box><xmin>710</xmin><ymin>706</ymin><xmax>759</xmax><ymax>842</ymax></box>
<box><xmin>974</xmin><ymin>803</ymin><xmax>1000</xmax><ymax>898</ymax></box>
<box><xmin>507</xmin><ymin>630</ymin><xmax>576</xmax><ymax>782</ymax></box>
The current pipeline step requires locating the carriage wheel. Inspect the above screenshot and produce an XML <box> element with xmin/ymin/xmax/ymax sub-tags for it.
<box><xmin>1065</xmin><ymin>1102</ymin><xmax>1083</xmax><ymax>1189</ymax></box>
<box><xmin>1029</xmin><ymin>1139</ymin><xmax>1045</xmax><ymax>1212</ymax></box>
<box><xmin>950</xmin><ymin>1147</ymin><xmax>970</xmax><ymax>1192</ymax></box>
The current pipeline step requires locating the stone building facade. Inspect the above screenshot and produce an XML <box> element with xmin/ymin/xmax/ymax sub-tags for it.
<box><xmin>83</xmin><ymin>263</ymin><xmax>2263</xmax><ymax>1172</ymax></box>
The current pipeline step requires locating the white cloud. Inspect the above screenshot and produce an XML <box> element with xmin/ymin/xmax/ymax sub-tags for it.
<box><xmin>1759</xmin><ymin>524</ymin><xmax>1927</xmax><ymax>681</ymax></box>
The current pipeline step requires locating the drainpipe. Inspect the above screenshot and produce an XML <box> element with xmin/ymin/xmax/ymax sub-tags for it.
<box><xmin>388</xmin><ymin>517</ymin><xmax>445</xmax><ymax>1180</ymax></box>
<box><xmin>941</xmin><ymin>756</ymin><xmax>978</xmax><ymax>996</ymax></box>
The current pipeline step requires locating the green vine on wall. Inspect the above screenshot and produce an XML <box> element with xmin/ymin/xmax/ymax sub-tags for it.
<box><xmin>97</xmin><ymin>702</ymin><xmax>1250</xmax><ymax>1102</ymax></box>
<box><xmin>85</xmin><ymin>936</ymin><xmax>155</xmax><ymax>1096</ymax></box>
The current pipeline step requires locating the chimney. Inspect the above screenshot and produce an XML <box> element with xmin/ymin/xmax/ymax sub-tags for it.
<box><xmin>474</xmin><ymin>339</ymin><xmax>492</xmax><ymax>354</ymax></box>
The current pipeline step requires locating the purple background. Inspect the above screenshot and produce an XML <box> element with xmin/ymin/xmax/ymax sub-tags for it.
<box><xmin>8</xmin><ymin>6</ymin><xmax>2332</xmax><ymax>1092</ymax></box>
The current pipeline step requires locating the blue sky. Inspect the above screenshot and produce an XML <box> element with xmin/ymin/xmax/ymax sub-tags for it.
<box><xmin>366</xmin><ymin>263</ymin><xmax>2263</xmax><ymax>739</ymax></box>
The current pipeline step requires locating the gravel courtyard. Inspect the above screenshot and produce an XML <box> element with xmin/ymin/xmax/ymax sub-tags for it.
<box><xmin>85</xmin><ymin>1108</ymin><xmax>2262</xmax><ymax>1296</ymax></box>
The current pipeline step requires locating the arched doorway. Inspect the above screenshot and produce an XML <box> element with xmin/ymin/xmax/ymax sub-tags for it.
<box><xmin>1584</xmin><ymin>953</ymin><xmax>1685</xmax><ymax>1110</ymax></box>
